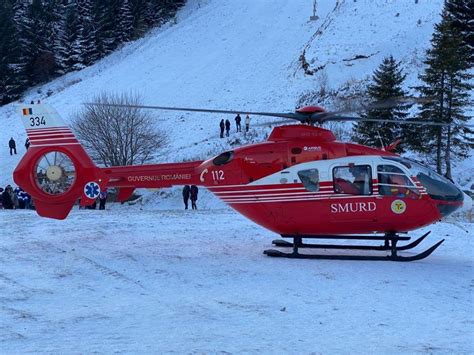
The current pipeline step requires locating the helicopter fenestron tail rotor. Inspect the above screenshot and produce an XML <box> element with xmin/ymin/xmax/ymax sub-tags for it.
<box><xmin>35</xmin><ymin>151</ymin><xmax>76</xmax><ymax>195</ymax></box>
<box><xmin>84</xmin><ymin>97</ymin><xmax>473</xmax><ymax>128</ymax></box>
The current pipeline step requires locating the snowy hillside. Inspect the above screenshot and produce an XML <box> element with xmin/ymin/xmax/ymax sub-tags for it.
<box><xmin>1</xmin><ymin>0</ymin><xmax>459</xmax><ymax>187</ymax></box>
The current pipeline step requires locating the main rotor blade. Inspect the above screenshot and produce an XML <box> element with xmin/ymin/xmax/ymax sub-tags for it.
<box><xmin>254</xmin><ymin>119</ymin><xmax>296</xmax><ymax>127</ymax></box>
<box><xmin>310</xmin><ymin>96</ymin><xmax>430</xmax><ymax>121</ymax></box>
<box><xmin>323</xmin><ymin>116</ymin><xmax>450</xmax><ymax>126</ymax></box>
<box><xmin>84</xmin><ymin>103</ymin><xmax>302</xmax><ymax>120</ymax></box>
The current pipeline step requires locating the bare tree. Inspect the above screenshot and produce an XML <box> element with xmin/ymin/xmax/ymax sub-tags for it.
<box><xmin>73</xmin><ymin>92</ymin><xmax>168</xmax><ymax>167</ymax></box>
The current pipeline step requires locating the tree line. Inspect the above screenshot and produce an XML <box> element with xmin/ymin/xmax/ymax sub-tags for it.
<box><xmin>0</xmin><ymin>0</ymin><xmax>185</xmax><ymax>105</ymax></box>
<box><xmin>353</xmin><ymin>0</ymin><xmax>472</xmax><ymax>179</ymax></box>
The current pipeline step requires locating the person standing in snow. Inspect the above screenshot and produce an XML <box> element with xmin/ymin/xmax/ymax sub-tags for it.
<box><xmin>219</xmin><ymin>119</ymin><xmax>225</xmax><ymax>138</ymax></box>
<box><xmin>23</xmin><ymin>191</ymin><xmax>31</xmax><ymax>210</ymax></box>
<box><xmin>11</xmin><ymin>186</ymin><xmax>19</xmax><ymax>209</ymax></box>
<box><xmin>9</xmin><ymin>137</ymin><xmax>17</xmax><ymax>155</ymax></box>
<box><xmin>190</xmin><ymin>185</ymin><xmax>198</xmax><ymax>210</ymax></box>
<box><xmin>25</xmin><ymin>138</ymin><xmax>30</xmax><ymax>150</ymax></box>
<box><xmin>15</xmin><ymin>187</ymin><xmax>25</xmax><ymax>209</ymax></box>
<box><xmin>245</xmin><ymin>114</ymin><xmax>251</xmax><ymax>132</ymax></box>
<box><xmin>225</xmin><ymin>119</ymin><xmax>231</xmax><ymax>137</ymax></box>
<box><xmin>235</xmin><ymin>114</ymin><xmax>242</xmax><ymax>132</ymax></box>
<box><xmin>182</xmin><ymin>185</ymin><xmax>191</xmax><ymax>209</ymax></box>
<box><xmin>2</xmin><ymin>185</ymin><xmax>14</xmax><ymax>209</ymax></box>
<box><xmin>99</xmin><ymin>189</ymin><xmax>108</xmax><ymax>210</ymax></box>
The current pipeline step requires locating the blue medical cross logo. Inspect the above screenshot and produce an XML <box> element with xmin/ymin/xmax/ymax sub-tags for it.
<box><xmin>84</xmin><ymin>182</ymin><xmax>100</xmax><ymax>199</ymax></box>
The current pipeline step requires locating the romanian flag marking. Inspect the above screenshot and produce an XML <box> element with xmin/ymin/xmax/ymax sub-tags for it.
<box><xmin>22</xmin><ymin>108</ymin><xmax>33</xmax><ymax>116</ymax></box>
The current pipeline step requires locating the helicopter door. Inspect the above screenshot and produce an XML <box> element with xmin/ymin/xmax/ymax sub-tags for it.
<box><xmin>330</xmin><ymin>164</ymin><xmax>377</xmax><ymax>222</ymax></box>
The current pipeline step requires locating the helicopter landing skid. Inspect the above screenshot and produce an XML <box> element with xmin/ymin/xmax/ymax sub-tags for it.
<box><xmin>264</xmin><ymin>231</ymin><xmax>443</xmax><ymax>262</ymax></box>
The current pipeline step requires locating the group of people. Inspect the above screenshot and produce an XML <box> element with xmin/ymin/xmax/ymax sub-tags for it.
<box><xmin>182</xmin><ymin>185</ymin><xmax>198</xmax><ymax>210</ymax></box>
<box><xmin>219</xmin><ymin>114</ymin><xmax>251</xmax><ymax>138</ymax></box>
<box><xmin>0</xmin><ymin>185</ymin><xmax>33</xmax><ymax>210</ymax></box>
<box><xmin>8</xmin><ymin>137</ymin><xmax>30</xmax><ymax>155</ymax></box>
<box><xmin>82</xmin><ymin>189</ymin><xmax>108</xmax><ymax>210</ymax></box>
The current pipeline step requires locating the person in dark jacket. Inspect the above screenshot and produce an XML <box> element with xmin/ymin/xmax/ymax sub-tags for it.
<box><xmin>2</xmin><ymin>185</ymin><xmax>14</xmax><ymax>209</ymax></box>
<box><xmin>25</xmin><ymin>138</ymin><xmax>30</xmax><ymax>150</ymax></box>
<box><xmin>190</xmin><ymin>185</ymin><xmax>198</xmax><ymax>210</ymax></box>
<box><xmin>9</xmin><ymin>138</ymin><xmax>17</xmax><ymax>155</ymax></box>
<box><xmin>219</xmin><ymin>119</ymin><xmax>225</xmax><ymax>138</ymax></box>
<box><xmin>235</xmin><ymin>114</ymin><xmax>242</xmax><ymax>132</ymax></box>
<box><xmin>99</xmin><ymin>189</ymin><xmax>108</xmax><ymax>210</ymax></box>
<box><xmin>225</xmin><ymin>119</ymin><xmax>231</xmax><ymax>137</ymax></box>
<box><xmin>15</xmin><ymin>187</ymin><xmax>25</xmax><ymax>209</ymax></box>
<box><xmin>182</xmin><ymin>185</ymin><xmax>191</xmax><ymax>209</ymax></box>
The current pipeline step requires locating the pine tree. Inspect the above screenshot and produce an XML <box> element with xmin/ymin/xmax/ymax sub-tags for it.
<box><xmin>0</xmin><ymin>0</ymin><xmax>28</xmax><ymax>103</ymax></box>
<box><xmin>23</xmin><ymin>0</ymin><xmax>53</xmax><ymax>83</ymax></box>
<box><xmin>131</xmin><ymin>0</ymin><xmax>148</xmax><ymax>38</ymax></box>
<box><xmin>95</xmin><ymin>0</ymin><xmax>120</xmax><ymax>54</ymax></box>
<box><xmin>117</xmin><ymin>0</ymin><xmax>134</xmax><ymax>43</ymax></box>
<box><xmin>353</xmin><ymin>56</ymin><xmax>408</xmax><ymax>152</ymax></box>
<box><xmin>77</xmin><ymin>0</ymin><xmax>98</xmax><ymax>66</ymax></box>
<box><xmin>63</xmin><ymin>2</ymin><xmax>85</xmax><ymax>71</ymax></box>
<box><xmin>412</xmin><ymin>10</ymin><xmax>473</xmax><ymax>178</ymax></box>
<box><xmin>445</xmin><ymin>0</ymin><xmax>473</xmax><ymax>66</ymax></box>
<box><xmin>44</xmin><ymin>0</ymin><xmax>69</xmax><ymax>75</ymax></box>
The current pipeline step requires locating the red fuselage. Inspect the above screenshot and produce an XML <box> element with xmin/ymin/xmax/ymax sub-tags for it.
<box><xmin>14</xmin><ymin>125</ymin><xmax>463</xmax><ymax>236</ymax></box>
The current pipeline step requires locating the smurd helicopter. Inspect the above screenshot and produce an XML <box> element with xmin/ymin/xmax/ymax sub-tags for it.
<box><xmin>13</xmin><ymin>100</ymin><xmax>469</xmax><ymax>262</ymax></box>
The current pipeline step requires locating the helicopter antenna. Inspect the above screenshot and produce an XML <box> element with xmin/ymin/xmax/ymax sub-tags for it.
<box><xmin>376</xmin><ymin>131</ymin><xmax>386</xmax><ymax>151</ymax></box>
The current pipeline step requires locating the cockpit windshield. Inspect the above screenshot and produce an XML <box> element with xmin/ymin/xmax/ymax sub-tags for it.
<box><xmin>382</xmin><ymin>157</ymin><xmax>463</xmax><ymax>202</ymax></box>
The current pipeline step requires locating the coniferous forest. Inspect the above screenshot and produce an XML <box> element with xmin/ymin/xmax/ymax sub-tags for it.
<box><xmin>0</xmin><ymin>0</ymin><xmax>185</xmax><ymax>105</ymax></box>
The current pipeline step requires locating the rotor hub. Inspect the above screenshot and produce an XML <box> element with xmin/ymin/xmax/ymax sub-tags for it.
<box><xmin>46</xmin><ymin>165</ymin><xmax>63</xmax><ymax>181</ymax></box>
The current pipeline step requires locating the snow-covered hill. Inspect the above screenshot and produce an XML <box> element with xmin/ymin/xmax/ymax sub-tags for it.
<box><xmin>2</xmin><ymin>0</ymin><xmax>462</xmax><ymax>188</ymax></box>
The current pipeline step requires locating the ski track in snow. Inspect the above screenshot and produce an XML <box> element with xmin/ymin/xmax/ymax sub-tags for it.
<box><xmin>0</xmin><ymin>206</ymin><xmax>473</xmax><ymax>353</ymax></box>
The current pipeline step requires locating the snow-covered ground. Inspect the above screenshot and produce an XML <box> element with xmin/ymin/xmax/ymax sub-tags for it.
<box><xmin>1</xmin><ymin>0</ymin><xmax>473</xmax><ymax>352</ymax></box>
<box><xmin>1</xmin><ymin>206</ymin><xmax>473</xmax><ymax>353</ymax></box>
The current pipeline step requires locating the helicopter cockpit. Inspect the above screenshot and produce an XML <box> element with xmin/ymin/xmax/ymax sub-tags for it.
<box><xmin>382</xmin><ymin>157</ymin><xmax>464</xmax><ymax>216</ymax></box>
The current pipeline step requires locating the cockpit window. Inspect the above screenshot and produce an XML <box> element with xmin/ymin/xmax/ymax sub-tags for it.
<box><xmin>298</xmin><ymin>169</ymin><xmax>319</xmax><ymax>192</ymax></box>
<box><xmin>382</xmin><ymin>156</ymin><xmax>463</xmax><ymax>202</ymax></box>
<box><xmin>213</xmin><ymin>151</ymin><xmax>234</xmax><ymax>166</ymax></box>
<box><xmin>377</xmin><ymin>164</ymin><xmax>405</xmax><ymax>174</ymax></box>
<box><xmin>333</xmin><ymin>165</ymin><xmax>372</xmax><ymax>195</ymax></box>
<box><xmin>377</xmin><ymin>164</ymin><xmax>418</xmax><ymax>198</ymax></box>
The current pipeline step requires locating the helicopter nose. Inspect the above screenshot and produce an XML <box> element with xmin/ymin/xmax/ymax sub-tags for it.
<box><xmin>414</xmin><ymin>171</ymin><xmax>464</xmax><ymax>218</ymax></box>
<box><xmin>427</xmin><ymin>181</ymin><xmax>464</xmax><ymax>217</ymax></box>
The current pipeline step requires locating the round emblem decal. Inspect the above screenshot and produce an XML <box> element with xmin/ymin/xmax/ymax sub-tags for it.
<box><xmin>84</xmin><ymin>181</ymin><xmax>100</xmax><ymax>199</ymax></box>
<box><xmin>391</xmin><ymin>199</ymin><xmax>406</xmax><ymax>214</ymax></box>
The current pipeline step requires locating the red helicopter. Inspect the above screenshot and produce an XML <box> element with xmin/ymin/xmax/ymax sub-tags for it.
<box><xmin>13</xmin><ymin>102</ymin><xmax>468</xmax><ymax>261</ymax></box>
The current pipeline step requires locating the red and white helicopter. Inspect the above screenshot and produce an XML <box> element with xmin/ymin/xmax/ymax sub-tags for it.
<box><xmin>13</xmin><ymin>102</ymin><xmax>468</xmax><ymax>261</ymax></box>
